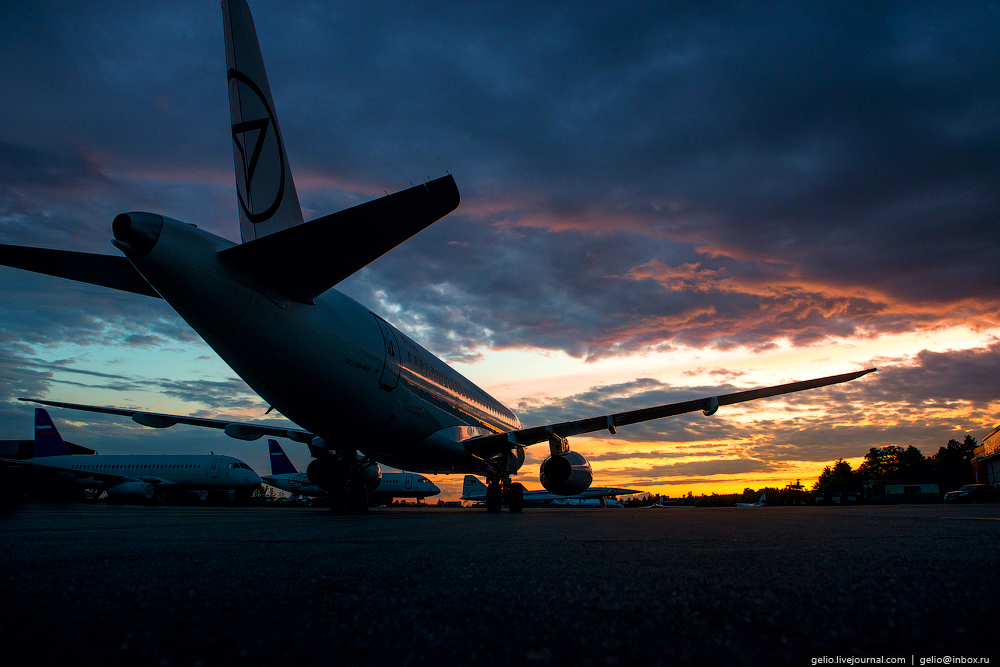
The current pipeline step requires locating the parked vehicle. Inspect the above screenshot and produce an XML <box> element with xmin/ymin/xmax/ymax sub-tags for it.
<box><xmin>943</xmin><ymin>484</ymin><xmax>1000</xmax><ymax>504</ymax></box>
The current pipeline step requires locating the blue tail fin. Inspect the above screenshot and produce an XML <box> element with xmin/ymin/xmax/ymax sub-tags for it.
<box><xmin>34</xmin><ymin>408</ymin><xmax>71</xmax><ymax>457</ymax></box>
<box><xmin>268</xmin><ymin>439</ymin><xmax>298</xmax><ymax>475</ymax></box>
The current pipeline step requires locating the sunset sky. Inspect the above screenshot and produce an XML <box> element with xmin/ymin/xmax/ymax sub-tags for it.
<box><xmin>2</xmin><ymin>1</ymin><xmax>998</xmax><ymax>501</ymax></box>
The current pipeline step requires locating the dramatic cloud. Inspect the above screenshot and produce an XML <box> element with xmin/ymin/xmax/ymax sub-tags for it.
<box><xmin>2</xmin><ymin>1</ymin><xmax>998</xmax><ymax>495</ymax></box>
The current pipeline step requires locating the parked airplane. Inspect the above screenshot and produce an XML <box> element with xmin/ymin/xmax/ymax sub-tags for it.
<box><xmin>461</xmin><ymin>475</ymin><xmax>639</xmax><ymax>508</ymax></box>
<box><xmin>0</xmin><ymin>408</ymin><xmax>261</xmax><ymax>503</ymax></box>
<box><xmin>552</xmin><ymin>498</ymin><xmax>625</xmax><ymax>508</ymax></box>
<box><xmin>0</xmin><ymin>0</ymin><xmax>875</xmax><ymax>513</ymax></box>
<box><xmin>262</xmin><ymin>440</ymin><xmax>440</xmax><ymax>504</ymax></box>
<box><xmin>735</xmin><ymin>494</ymin><xmax>767</xmax><ymax>507</ymax></box>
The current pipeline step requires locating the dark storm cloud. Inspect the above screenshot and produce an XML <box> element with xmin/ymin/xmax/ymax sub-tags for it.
<box><xmin>860</xmin><ymin>341</ymin><xmax>1000</xmax><ymax>405</ymax></box>
<box><xmin>2</xmin><ymin>1</ymin><xmax>998</xmax><ymax>362</ymax></box>
<box><xmin>308</xmin><ymin>0</ymin><xmax>1000</xmax><ymax>359</ymax></box>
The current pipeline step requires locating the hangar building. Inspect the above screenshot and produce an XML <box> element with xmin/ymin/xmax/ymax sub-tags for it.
<box><xmin>973</xmin><ymin>425</ymin><xmax>1000</xmax><ymax>487</ymax></box>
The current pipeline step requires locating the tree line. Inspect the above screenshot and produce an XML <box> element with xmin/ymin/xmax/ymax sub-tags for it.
<box><xmin>812</xmin><ymin>435</ymin><xmax>978</xmax><ymax>497</ymax></box>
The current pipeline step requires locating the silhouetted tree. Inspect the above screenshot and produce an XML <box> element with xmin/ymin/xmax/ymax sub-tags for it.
<box><xmin>813</xmin><ymin>459</ymin><xmax>858</xmax><ymax>494</ymax></box>
<box><xmin>932</xmin><ymin>435</ymin><xmax>977</xmax><ymax>492</ymax></box>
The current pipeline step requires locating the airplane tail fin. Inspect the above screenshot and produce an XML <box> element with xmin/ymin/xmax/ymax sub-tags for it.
<box><xmin>267</xmin><ymin>439</ymin><xmax>298</xmax><ymax>475</ymax></box>
<box><xmin>224</xmin><ymin>0</ymin><xmax>303</xmax><ymax>242</ymax></box>
<box><xmin>218</xmin><ymin>0</ymin><xmax>461</xmax><ymax>303</ymax></box>
<box><xmin>33</xmin><ymin>408</ymin><xmax>71</xmax><ymax>457</ymax></box>
<box><xmin>462</xmin><ymin>475</ymin><xmax>487</xmax><ymax>499</ymax></box>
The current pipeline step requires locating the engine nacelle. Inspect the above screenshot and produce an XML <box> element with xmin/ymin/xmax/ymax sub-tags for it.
<box><xmin>306</xmin><ymin>454</ymin><xmax>381</xmax><ymax>493</ymax></box>
<box><xmin>539</xmin><ymin>451</ymin><xmax>593</xmax><ymax>496</ymax></box>
<box><xmin>107</xmin><ymin>482</ymin><xmax>155</xmax><ymax>499</ymax></box>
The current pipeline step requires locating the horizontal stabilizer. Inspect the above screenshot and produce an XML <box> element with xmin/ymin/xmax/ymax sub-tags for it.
<box><xmin>0</xmin><ymin>244</ymin><xmax>160</xmax><ymax>298</ymax></box>
<box><xmin>219</xmin><ymin>175</ymin><xmax>460</xmax><ymax>303</ymax></box>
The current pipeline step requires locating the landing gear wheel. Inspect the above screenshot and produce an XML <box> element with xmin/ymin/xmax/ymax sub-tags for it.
<box><xmin>329</xmin><ymin>488</ymin><xmax>349</xmax><ymax>513</ymax></box>
<box><xmin>485</xmin><ymin>482</ymin><xmax>503</xmax><ymax>513</ymax></box>
<box><xmin>506</xmin><ymin>482</ymin><xmax>525</xmax><ymax>513</ymax></box>
<box><xmin>349</xmin><ymin>483</ymin><xmax>369</xmax><ymax>513</ymax></box>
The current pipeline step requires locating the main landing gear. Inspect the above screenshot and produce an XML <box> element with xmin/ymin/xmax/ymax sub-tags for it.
<box><xmin>328</xmin><ymin>480</ymin><xmax>369</xmax><ymax>514</ymax></box>
<box><xmin>482</xmin><ymin>446</ymin><xmax>527</xmax><ymax>513</ymax></box>
<box><xmin>306</xmin><ymin>448</ymin><xmax>377</xmax><ymax>514</ymax></box>
<box><xmin>484</xmin><ymin>476</ymin><xmax>525</xmax><ymax>513</ymax></box>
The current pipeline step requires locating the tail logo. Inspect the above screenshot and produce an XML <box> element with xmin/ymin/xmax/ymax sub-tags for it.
<box><xmin>228</xmin><ymin>68</ymin><xmax>286</xmax><ymax>225</ymax></box>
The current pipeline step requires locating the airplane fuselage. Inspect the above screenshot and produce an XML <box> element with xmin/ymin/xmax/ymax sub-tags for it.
<box><xmin>263</xmin><ymin>471</ymin><xmax>440</xmax><ymax>499</ymax></box>
<box><xmin>35</xmin><ymin>454</ymin><xmax>260</xmax><ymax>490</ymax></box>
<box><xmin>116</xmin><ymin>213</ymin><xmax>522</xmax><ymax>475</ymax></box>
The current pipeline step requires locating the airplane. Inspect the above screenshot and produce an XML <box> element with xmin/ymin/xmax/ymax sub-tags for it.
<box><xmin>261</xmin><ymin>439</ymin><xmax>440</xmax><ymax>505</ymax></box>
<box><xmin>735</xmin><ymin>494</ymin><xmax>766</xmax><ymax>507</ymax></box>
<box><xmin>0</xmin><ymin>0</ymin><xmax>875</xmax><ymax>513</ymax></box>
<box><xmin>461</xmin><ymin>475</ymin><xmax>640</xmax><ymax>508</ymax></box>
<box><xmin>551</xmin><ymin>498</ymin><xmax>625</xmax><ymax>508</ymax></box>
<box><xmin>0</xmin><ymin>408</ymin><xmax>261</xmax><ymax>504</ymax></box>
<box><xmin>643</xmin><ymin>497</ymin><xmax>698</xmax><ymax>508</ymax></box>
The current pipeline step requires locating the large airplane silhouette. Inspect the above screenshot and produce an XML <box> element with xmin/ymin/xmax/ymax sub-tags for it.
<box><xmin>0</xmin><ymin>0</ymin><xmax>874</xmax><ymax>512</ymax></box>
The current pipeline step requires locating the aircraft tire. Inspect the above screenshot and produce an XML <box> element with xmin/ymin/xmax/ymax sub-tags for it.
<box><xmin>485</xmin><ymin>482</ymin><xmax>502</xmax><ymax>513</ymax></box>
<box><xmin>507</xmin><ymin>483</ymin><xmax>525</xmax><ymax>513</ymax></box>
<box><xmin>349</xmin><ymin>483</ymin><xmax>369</xmax><ymax>513</ymax></box>
<box><xmin>329</xmin><ymin>489</ymin><xmax>349</xmax><ymax>513</ymax></box>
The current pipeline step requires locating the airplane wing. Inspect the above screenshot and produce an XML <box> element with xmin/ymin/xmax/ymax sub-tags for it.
<box><xmin>0</xmin><ymin>177</ymin><xmax>458</xmax><ymax>305</ymax></box>
<box><xmin>463</xmin><ymin>368</ymin><xmax>876</xmax><ymax>459</ymax></box>
<box><xmin>21</xmin><ymin>368</ymin><xmax>874</xmax><ymax>460</ymax></box>
<box><xmin>17</xmin><ymin>398</ymin><xmax>314</xmax><ymax>443</ymax></box>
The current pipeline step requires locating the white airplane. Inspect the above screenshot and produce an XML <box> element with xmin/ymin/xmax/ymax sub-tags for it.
<box><xmin>261</xmin><ymin>439</ymin><xmax>440</xmax><ymax>504</ymax></box>
<box><xmin>551</xmin><ymin>498</ymin><xmax>625</xmax><ymax>508</ymax></box>
<box><xmin>735</xmin><ymin>494</ymin><xmax>767</xmax><ymax>507</ymax></box>
<box><xmin>0</xmin><ymin>408</ymin><xmax>261</xmax><ymax>503</ymax></box>
<box><xmin>0</xmin><ymin>0</ymin><xmax>875</xmax><ymax>513</ymax></box>
<box><xmin>461</xmin><ymin>475</ymin><xmax>640</xmax><ymax>508</ymax></box>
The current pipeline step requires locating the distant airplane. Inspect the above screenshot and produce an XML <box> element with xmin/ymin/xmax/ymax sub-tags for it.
<box><xmin>461</xmin><ymin>475</ymin><xmax>640</xmax><ymax>508</ymax></box>
<box><xmin>0</xmin><ymin>408</ymin><xmax>261</xmax><ymax>503</ymax></box>
<box><xmin>644</xmin><ymin>500</ymin><xmax>697</xmax><ymax>508</ymax></box>
<box><xmin>0</xmin><ymin>0</ymin><xmax>875</xmax><ymax>513</ymax></box>
<box><xmin>261</xmin><ymin>439</ymin><xmax>440</xmax><ymax>505</ymax></box>
<box><xmin>552</xmin><ymin>498</ymin><xmax>625</xmax><ymax>508</ymax></box>
<box><xmin>735</xmin><ymin>494</ymin><xmax>767</xmax><ymax>507</ymax></box>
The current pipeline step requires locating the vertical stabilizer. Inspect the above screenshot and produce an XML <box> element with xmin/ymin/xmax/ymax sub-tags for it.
<box><xmin>268</xmin><ymin>439</ymin><xmax>299</xmax><ymax>475</ymax></box>
<box><xmin>224</xmin><ymin>0</ymin><xmax>303</xmax><ymax>242</ymax></box>
<box><xmin>34</xmin><ymin>408</ymin><xmax>71</xmax><ymax>457</ymax></box>
<box><xmin>462</xmin><ymin>475</ymin><xmax>487</xmax><ymax>498</ymax></box>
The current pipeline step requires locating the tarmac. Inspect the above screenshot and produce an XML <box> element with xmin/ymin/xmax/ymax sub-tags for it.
<box><xmin>2</xmin><ymin>502</ymin><xmax>998</xmax><ymax>666</ymax></box>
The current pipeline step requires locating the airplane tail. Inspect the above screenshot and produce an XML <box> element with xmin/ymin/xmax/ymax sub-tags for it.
<box><xmin>462</xmin><ymin>475</ymin><xmax>487</xmax><ymax>499</ymax></box>
<box><xmin>33</xmin><ymin>408</ymin><xmax>71</xmax><ymax>457</ymax></box>
<box><xmin>267</xmin><ymin>439</ymin><xmax>298</xmax><ymax>475</ymax></box>
<box><xmin>224</xmin><ymin>0</ymin><xmax>303</xmax><ymax>242</ymax></box>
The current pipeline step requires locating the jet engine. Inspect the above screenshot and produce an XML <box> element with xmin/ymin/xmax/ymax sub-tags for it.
<box><xmin>306</xmin><ymin>454</ymin><xmax>381</xmax><ymax>493</ymax></box>
<box><xmin>107</xmin><ymin>482</ymin><xmax>155</xmax><ymax>499</ymax></box>
<box><xmin>539</xmin><ymin>451</ymin><xmax>593</xmax><ymax>496</ymax></box>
